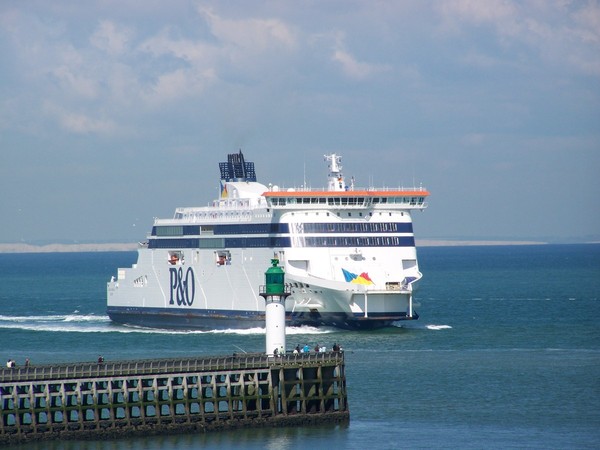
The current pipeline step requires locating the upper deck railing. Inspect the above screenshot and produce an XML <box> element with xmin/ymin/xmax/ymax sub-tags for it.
<box><xmin>263</xmin><ymin>185</ymin><xmax>429</xmax><ymax>209</ymax></box>
<box><xmin>0</xmin><ymin>352</ymin><xmax>344</xmax><ymax>383</ymax></box>
<box><xmin>151</xmin><ymin>184</ymin><xmax>429</xmax><ymax>225</ymax></box>
<box><xmin>266</xmin><ymin>185</ymin><xmax>429</xmax><ymax>194</ymax></box>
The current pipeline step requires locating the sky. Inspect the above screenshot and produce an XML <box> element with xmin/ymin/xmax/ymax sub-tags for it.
<box><xmin>1</xmin><ymin>0</ymin><xmax>599</xmax><ymax>244</ymax></box>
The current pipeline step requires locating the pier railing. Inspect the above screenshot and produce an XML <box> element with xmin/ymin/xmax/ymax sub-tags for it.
<box><xmin>0</xmin><ymin>352</ymin><xmax>344</xmax><ymax>383</ymax></box>
<box><xmin>1</xmin><ymin>351</ymin><xmax>348</xmax><ymax>444</ymax></box>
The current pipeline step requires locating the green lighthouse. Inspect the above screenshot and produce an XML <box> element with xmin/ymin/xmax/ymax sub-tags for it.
<box><xmin>259</xmin><ymin>259</ymin><xmax>291</xmax><ymax>355</ymax></box>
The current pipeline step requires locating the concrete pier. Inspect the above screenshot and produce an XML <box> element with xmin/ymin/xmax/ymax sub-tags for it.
<box><xmin>0</xmin><ymin>352</ymin><xmax>348</xmax><ymax>444</ymax></box>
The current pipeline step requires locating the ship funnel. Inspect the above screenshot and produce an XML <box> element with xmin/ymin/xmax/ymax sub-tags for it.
<box><xmin>219</xmin><ymin>150</ymin><xmax>257</xmax><ymax>182</ymax></box>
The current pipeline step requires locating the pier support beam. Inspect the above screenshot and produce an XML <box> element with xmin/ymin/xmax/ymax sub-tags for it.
<box><xmin>1</xmin><ymin>352</ymin><xmax>348</xmax><ymax>444</ymax></box>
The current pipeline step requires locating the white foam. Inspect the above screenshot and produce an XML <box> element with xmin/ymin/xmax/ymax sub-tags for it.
<box><xmin>0</xmin><ymin>314</ymin><xmax>109</xmax><ymax>323</ymax></box>
<box><xmin>286</xmin><ymin>325</ymin><xmax>333</xmax><ymax>335</ymax></box>
<box><xmin>120</xmin><ymin>324</ymin><xmax>332</xmax><ymax>336</ymax></box>
<box><xmin>0</xmin><ymin>314</ymin><xmax>333</xmax><ymax>335</ymax></box>
<box><xmin>0</xmin><ymin>323</ymin><xmax>118</xmax><ymax>333</ymax></box>
<box><xmin>426</xmin><ymin>324</ymin><xmax>452</xmax><ymax>330</ymax></box>
<box><xmin>205</xmin><ymin>327</ymin><xmax>266</xmax><ymax>335</ymax></box>
<box><xmin>63</xmin><ymin>314</ymin><xmax>109</xmax><ymax>322</ymax></box>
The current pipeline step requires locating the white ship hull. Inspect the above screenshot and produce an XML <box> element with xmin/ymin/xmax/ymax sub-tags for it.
<box><xmin>107</xmin><ymin>152</ymin><xmax>428</xmax><ymax>330</ymax></box>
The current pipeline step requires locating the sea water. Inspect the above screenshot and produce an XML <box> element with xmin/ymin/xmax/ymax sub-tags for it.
<box><xmin>0</xmin><ymin>244</ymin><xmax>599</xmax><ymax>449</ymax></box>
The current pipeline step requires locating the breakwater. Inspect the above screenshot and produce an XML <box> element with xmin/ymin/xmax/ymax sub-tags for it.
<box><xmin>0</xmin><ymin>352</ymin><xmax>348</xmax><ymax>444</ymax></box>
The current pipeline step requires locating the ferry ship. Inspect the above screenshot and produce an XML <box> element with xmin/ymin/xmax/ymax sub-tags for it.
<box><xmin>107</xmin><ymin>151</ymin><xmax>429</xmax><ymax>330</ymax></box>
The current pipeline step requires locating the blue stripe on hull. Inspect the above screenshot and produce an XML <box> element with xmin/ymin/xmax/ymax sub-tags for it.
<box><xmin>106</xmin><ymin>306</ymin><xmax>418</xmax><ymax>331</ymax></box>
<box><xmin>107</xmin><ymin>307</ymin><xmax>265</xmax><ymax>330</ymax></box>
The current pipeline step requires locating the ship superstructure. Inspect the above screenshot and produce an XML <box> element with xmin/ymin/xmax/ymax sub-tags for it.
<box><xmin>107</xmin><ymin>151</ymin><xmax>429</xmax><ymax>330</ymax></box>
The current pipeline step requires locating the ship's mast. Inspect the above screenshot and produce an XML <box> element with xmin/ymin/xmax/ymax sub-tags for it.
<box><xmin>325</xmin><ymin>153</ymin><xmax>346</xmax><ymax>192</ymax></box>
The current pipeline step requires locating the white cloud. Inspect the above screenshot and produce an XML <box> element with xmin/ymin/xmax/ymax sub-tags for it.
<box><xmin>90</xmin><ymin>20</ymin><xmax>133</xmax><ymax>55</ymax></box>
<box><xmin>137</xmin><ymin>28</ymin><xmax>218</xmax><ymax>105</ymax></box>
<box><xmin>51</xmin><ymin>65</ymin><xmax>98</xmax><ymax>99</ymax></box>
<box><xmin>331</xmin><ymin>33</ymin><xmax>389</xmax><ymax>80</ymax></box>
<box><xmin>437</xmin><ymin>0</ymin><xmax>600</xmax><ymax>76</ymax></box>
<box><xmin>44</xmin><ymin>102</ymin><xmax>116</xmax><ymax>134</ymax></box>
<box><xmin>191</xmin><ymin>7</ymin><xmax>302</xmax><ymax>83</ymax></box>
<box><xmin>1</xmin><ymin>1</ymin><xmax>598</xmax><ymax>243</ymax></box>
<box><xmin>138</xmin><ymin>27</ymin><xmax>214</xmax><ymax>64</ymax></box>
<box><xmin>141</xmin><ymin>67</ymin><xmax>216</xmax><ymax>105</ymax></box>
<box><xmin>440</xmin><ymin>0</ymin><xmax>517</xmax><ymax>24</ymax></box>
<box><xmin>333</xmin><ymin>49</ymin><xmax>375</xmax><ymax>80</ymax></box>
<box><xmin>61</xmin><ymin>113</ymin><xmax>114</xmax><ymax>134</ymax></box>
<box><xmin>199</xmin><ymin>7</ymin><xmax>296</xmax><ymax>51</ymax></box>
<box><xmin>572</xmin><ymin>1</ymin><xmax>600</xmax><ymax>43</ymax></box>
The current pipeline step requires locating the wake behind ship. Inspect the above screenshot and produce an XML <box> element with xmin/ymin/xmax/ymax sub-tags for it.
<box><xmin>107</xmin><ymin>151</ymin><xmax>429</xmax><ymax>330</ymax></box>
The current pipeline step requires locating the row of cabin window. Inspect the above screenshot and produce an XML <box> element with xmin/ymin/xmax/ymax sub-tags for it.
<box><xmin>152</xmin><ymin>222</ymin><xmax>412</xmax><ymax>237</ymax></box>
<box><xmin>269</xmin><ymin>197</ymin><xmax>425</xmax><ymax>206</ymax></box>
<box><xmin>148</xmin><ymin>236</ymin><xmax>415</xmax><ymax>249</ymax></box>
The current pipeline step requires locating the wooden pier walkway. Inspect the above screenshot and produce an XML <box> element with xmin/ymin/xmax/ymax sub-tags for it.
<box><xmin>0</xmin><ymin>352</ymin><xmax>348</xmax><ymax>444</ymax></box>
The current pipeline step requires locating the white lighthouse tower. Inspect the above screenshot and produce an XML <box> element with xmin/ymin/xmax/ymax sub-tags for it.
<box><xmin>259</xmin><ymin>259</ymin><xmax>291</xmax><ymax>356</ymax></box>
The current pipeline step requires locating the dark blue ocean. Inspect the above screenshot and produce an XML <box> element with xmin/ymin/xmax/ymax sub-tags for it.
<box><xmin>1</xmin><ymin>244</ymin><xmax>599</xmax><ymax>449</ymax></box>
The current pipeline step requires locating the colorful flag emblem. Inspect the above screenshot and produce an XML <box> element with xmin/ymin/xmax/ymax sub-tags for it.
<box><xmin>342</xmin><ymin>269</ymin><xmax>374</xmax><ymax>285</ymax></box>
